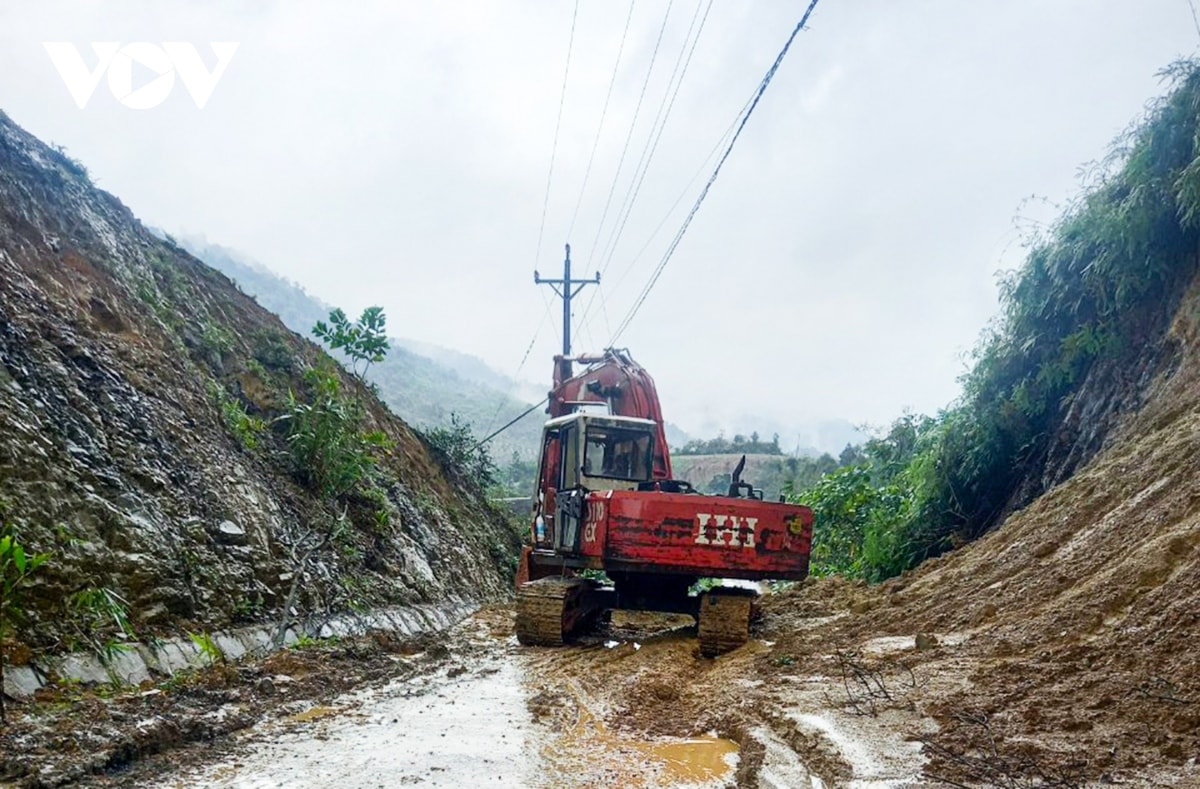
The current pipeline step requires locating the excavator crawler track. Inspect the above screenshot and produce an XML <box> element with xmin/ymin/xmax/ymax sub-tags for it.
<box><xmin>515</xmin><ymin>577</ymin><xmax>604</xmax><ymax>646</ymax></box>
<box><xmin>697</xmin><ymin>589</ymin><xmax>757</xmax><ymax>657</ymax></box>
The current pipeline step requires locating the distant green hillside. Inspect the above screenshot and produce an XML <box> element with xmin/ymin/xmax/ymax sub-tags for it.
<box><xmin>179</xmin><ymin>239</ymin><xmax>545</xmax><ymax>460</ymax></box>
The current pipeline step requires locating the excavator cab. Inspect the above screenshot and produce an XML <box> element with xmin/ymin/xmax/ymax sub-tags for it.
<box><xmin>533</xmin><ymin>413</ymin><xmax>658</xmax><ymax>552</ymax></box>
<box><xmin>581</xmin><ymin>420</ymin><xmax>655</xmax><ymax>484</ymax></box>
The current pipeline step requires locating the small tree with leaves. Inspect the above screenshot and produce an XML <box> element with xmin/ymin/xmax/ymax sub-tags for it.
<box><xmin>312</xmin><ymin>306</ymin><xmax>389</xmax><ymax>381</ymax></box>
<box><xmin>0</xmin><ymin>514</ymin><xmax>49</xmax><ymax>724</ymax></box>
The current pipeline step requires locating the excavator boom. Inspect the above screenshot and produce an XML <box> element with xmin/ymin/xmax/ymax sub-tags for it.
<box><xmin>548</xmin><ymin>349</ymin><xmax>672</xmax><ymax>479</ymax></box>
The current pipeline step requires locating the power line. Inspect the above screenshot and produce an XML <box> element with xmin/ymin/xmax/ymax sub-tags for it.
<box><xmin>478</xmin><ymin>397</ymin><xmax>550</xmax><ymax>448</ymax></box>
<box><xmin>579</xmin><ymin>0</ymin><xmax>714</xmax><ymax>336</ymax></box>
<box><xmin>582</xmin><ymin>0</ymin><xmax>675</xmax><ymax>274</ymax></box>
<box><xmin>481</xmin><ymin>282</ymin><xmax>560</xmax><ymax>436</ymax></box>
<box><xmin>583</xmin><ymin>89</ymin><xmax>753</xmax><ymax>338</ymax></box>
<box><xmin>484</xmin><ymin>1</ymin><xmax>579</xmax><ymax>438</ymax></box>
<box><xmin>594</xmin><ymin>0</ymin><xmax>713</xmax><ymax>280</ymax></box>
<box><xmin>604</xmin><ymin>97</ymin><xmax>748</xmax><ymax>300</ymax></box>
<box><xmin>566</xmin><ymin>0</ymin><xmax>637</xmax><ymax>241</ymax></box>
<box><xmin>531</xmin><ymin>0</ymin><xmax>581</xmax><ymax>274</ymax></box>
<box><xmin>610</xmin><ymin>0</ymin><xmax>822</xmax><ymax>344</ymax></box>
<box><xmin>597</xmin><ymin>282</ymin><xmax>614</xmax><ymax>341</ymax></box>
<box><xmin>483</xmin><ymin>0</ymin><xmax>823</xmax><ymax>447</ymax></box>
<box><xmin>481</xmin><ymin>312</ymin><xmax>547</xmax><ymax>436</ymax></box>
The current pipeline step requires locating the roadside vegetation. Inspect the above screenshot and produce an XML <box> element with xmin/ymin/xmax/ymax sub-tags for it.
<box><xmin>788</xmin><ymin>60</ymin><xmax>1200</xmax><ymax>581</ymax></box>
<box><xmin>0</xmin><ymin>508</ymin><xmax>49</xmax><ymax>723</ymax></box>
<box><xmin>675</xmin><ymin>431</ymin><xmax>783</xmax><ymax>456</ymax></box>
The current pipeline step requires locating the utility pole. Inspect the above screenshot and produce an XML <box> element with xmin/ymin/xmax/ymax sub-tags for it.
<box><xmin>534</xmin><ymin>243</ymin><xmax>600</xmax><ymax>359</ymax></box>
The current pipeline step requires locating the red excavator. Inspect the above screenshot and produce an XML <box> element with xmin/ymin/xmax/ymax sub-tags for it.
<box><xmin>515</xmin><ymin>348</ymin><xmax>814</xmax><ymax>656</ymax></box>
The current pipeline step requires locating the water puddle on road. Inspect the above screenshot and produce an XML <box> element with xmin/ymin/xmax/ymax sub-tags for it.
<box><xmin>539</xmin><ymin>681</ymin><xmax>739</xmax><ymax>788</ymax></box>
<box><xmin>287</xmin><ymin>705</ymin><xmax>339</xmax><ymax>723</ymax></box>
<box><xmin>650</xmin><ymin>737</ymin><xmax>740</xmax><ymax>785</ymax></box>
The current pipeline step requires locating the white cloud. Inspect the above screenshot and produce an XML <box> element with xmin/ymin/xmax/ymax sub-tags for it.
<box><xmin>1</xmin><ymin>0</ymin><xmax>1195</xmax><ymax>434</ymax></box>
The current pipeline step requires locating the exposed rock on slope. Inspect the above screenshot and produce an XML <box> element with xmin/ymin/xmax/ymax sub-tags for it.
<box><xmin>0</xmin><ymin>110</ymin><xmax>518</xmax><ymax>655</ymax></box>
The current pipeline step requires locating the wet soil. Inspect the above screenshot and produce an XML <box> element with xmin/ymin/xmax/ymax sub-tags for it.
<box><xmin>0</xmin><ymin>602</ymin><xmax>939</xmax><ymax>788</ymax></box>
<box><xmin>0</xmin><ymin>630</ymin><xmax>454</xmax><ymax>787</ymax></box>
<box><xmin>3</xmin><ymin>562</ymin><xmax>1198</xmax><ymax>788</ymax></box>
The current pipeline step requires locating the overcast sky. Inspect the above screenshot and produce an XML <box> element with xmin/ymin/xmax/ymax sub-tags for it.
<box><xmin>1</xmin><ymin>1</ymin><xmax>1196</xmax><ymax>440</ymax></box>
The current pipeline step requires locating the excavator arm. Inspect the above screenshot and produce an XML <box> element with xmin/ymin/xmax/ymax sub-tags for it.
<box><xmin>547</xmin><ymin>348</ymin><xmax>672</xmax><ymax>479</ymax></box>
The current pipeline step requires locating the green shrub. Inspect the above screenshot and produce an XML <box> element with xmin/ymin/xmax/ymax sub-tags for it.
<box><xmin>220</xmin><ymin>396</ymin><xmax>266</xmax><ymax>450</ymax></box>
<box><xmin>423</xmin><ymin>413</ymin><xmax>496</xmax><ymax>491</ymax></box>
<box><xmin>198</xmin><ymin>323</ymin><xmax>234</xmax><ymax>369</ymax></box>
<box><xmin>0</xmin><ymin>513</ymin><xmax>50</xmax><ymax>723</ymax></box>
<box><xmin>188</xmin><ymin>631</ymin><xmax>225</xmax><ymax>665</ymax></box>
<box><xmin>280</xmin><ymin>365</ymin><xmax>389</xmax><ymax>498</ymax></box>
<box><xmin>252</xmin><ymin>330</ymin><xmax>296</xmax><ymax>373</ymax></box>
<box><xmin>66</xmin><ymin>586</ymin><xmax>136</xmax><ymax>666</ymax></box>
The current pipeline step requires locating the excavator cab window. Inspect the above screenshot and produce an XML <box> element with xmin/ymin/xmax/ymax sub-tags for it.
<box><xmin>559</xmin><ymin>424</ymin><xmax>579</xmax><ymax>489</ymax></box>
<box><xmin>583</xmin><ymin>427</ymin><xmax>654</xmax><ymax>482</ymax></box>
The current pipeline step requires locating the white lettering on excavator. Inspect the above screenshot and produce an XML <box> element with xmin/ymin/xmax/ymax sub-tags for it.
<box><xmin>694</xmin><ymin>514</ymin><xmax>757</xmax><ymax>548</ymax></box>
<box><xmin>583</xmin><ymin>501</ymin><xmax>605</xmax><ymax>545</ymax></box>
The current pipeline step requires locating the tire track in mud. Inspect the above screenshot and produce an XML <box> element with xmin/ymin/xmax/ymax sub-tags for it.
<box><xmin>151</xmin><ymin>605</ymin><xmax>942</xmax><ymax>788</ymax></box>
<box><xmin>515</xmin><ymin>609</ymin><xmax>937</xmax><ymax>788</ymax></box>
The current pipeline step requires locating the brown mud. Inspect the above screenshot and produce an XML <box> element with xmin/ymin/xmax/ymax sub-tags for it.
<box><xmin>0</xmin><ymin>630</ymin><xmax>454</xmax><ymax>787</ymax></box>
<box><xmin>2</xmin><ymin>584</ymin><xmax>1197</xmax><ymax>787</ymax></box>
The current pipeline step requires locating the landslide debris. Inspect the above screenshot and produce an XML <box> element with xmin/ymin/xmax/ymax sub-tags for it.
<box><xmin>504</xmin><ymin>65</ymin><xmax>1200</xmax><ymax>788</ymax></box>
<box><xmin>749</xmin><ymin>272</ymin><xmax>1200</xmax><ymax>785</ymax></box>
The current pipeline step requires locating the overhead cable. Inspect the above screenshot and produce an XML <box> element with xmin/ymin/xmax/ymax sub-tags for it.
<box><xmin>566</xmin><ymin>0</ymin><xmax>638</xmax><ymax>240</ymax></box>
<box><xmin>579</xmin><ymin>0</ymin><xmax>714</xmax><ymax>336</ymax></box>
<box><xmin>531</xmin><ymin>0</ymin><xmax>582</xmax><ymax>274</ymax></box>
<box><xmin>594</xmin><ymin>0</ymin><xmax>714</xmax><ymax>281</ymax></box>
<box><xmin>582</xmin><ymin>0</ymin><xmax>676</xmax><ymax>274</ymax></box>
<box><xmin>483</xmin><ymin>1</ymin><xmax>579</xmax><ymax>438</ymax></box>
<box><xmin>610</xmin><ymin>0</ymin><xmax>822</xmax><ymax>344</ymax></box>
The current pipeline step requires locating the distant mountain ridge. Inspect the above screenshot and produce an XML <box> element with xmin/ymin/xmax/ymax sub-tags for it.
<box><xmin>393</xmin><ymin>336</ymin><xmax>542</xmax><ymax>400</ymax></box>
<box><xmin>173</xmin><ymin>239</ymin><xmax>859</xmax><ymax>463</ymax></box>
<box><xmin>176</xmin><ymin>237</ymin><xmax>546</xmax><ymax>459</ymax></box>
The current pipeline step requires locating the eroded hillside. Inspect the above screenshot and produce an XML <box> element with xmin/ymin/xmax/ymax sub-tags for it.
<box><xmin>0</xmin><ymin>110</ymin><xmax>519</xmax><ymax>655</ymax></box>
<box><xmin>742</xmin><ymin>278</ymin><xmax>1200</xmax><ymax>785</ymax></box>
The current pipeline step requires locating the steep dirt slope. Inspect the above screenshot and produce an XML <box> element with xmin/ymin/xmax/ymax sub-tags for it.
<box><xmin>754</xmin><ymin>271</ymin><xmax>1200</xmax><ymax>784</ymax></box>
<box><xmin>0</xmin><ymin>110</ymin><xmax>518</xmax><ymax>654</ymax></box>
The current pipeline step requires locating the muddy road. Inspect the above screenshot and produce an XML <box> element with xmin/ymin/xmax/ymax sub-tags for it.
<box><xmin>7</xmin><ymin>575</ymin><xmax>1195</xmax><ymax>787</ymax></box>
<box><xmin>142</xmin><ymin>601</ymin><xmax>934</xmax><ymax>789</ymax></box>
